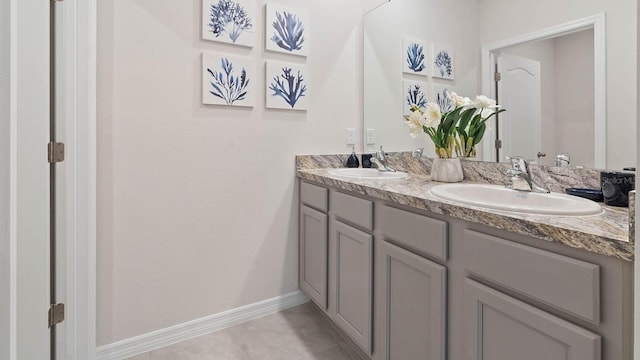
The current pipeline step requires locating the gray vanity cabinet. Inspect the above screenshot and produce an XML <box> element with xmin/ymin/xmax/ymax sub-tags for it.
<box><xmin>331</xmin><ymin>220</ymin><xmax>373</xmax><ymax>354</ymax></box>
<box><xmin>375</xmin><ymin>240</ymin><xmax>446</xmax><ymax>360</ymax></box>
<box><xmin>330</xmin><ymin>190</ymin><xmax>374</xmax><ymax>354</ymax></box>
<box><xmin>297</xmin><ymin>179</ymin><xmax>632</xmax><ymax>360</ymax></box>
<box><xmin>299</xmin><ymin>182</ymin><xmax>374</xmax><ymax>354</ymax></box>
<box><xmin>465</xmin><ymin>279</ymin><xmax>601</xmax><ymax>360</ymax></box>
<box><xmin>299</xmin><ymin>182</ymin><xmax>329</xmax><ymax>309</ymax></box>
<box><xmin>299</xmin><ymin>205</ymin><xmax>328</xmax><ymax>308</ymax></box>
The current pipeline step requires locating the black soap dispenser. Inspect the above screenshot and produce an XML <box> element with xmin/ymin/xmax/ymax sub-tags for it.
<box><xmin>346</xmin><ymin>147</ymin><xmax>360</xmax><ymax>168</ymax></box>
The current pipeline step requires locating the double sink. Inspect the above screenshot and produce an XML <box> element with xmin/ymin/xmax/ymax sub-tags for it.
<box><xmin>327</xmin><ymin>168</ymin><xmax>602</xmax><ymax>216</ymax></box>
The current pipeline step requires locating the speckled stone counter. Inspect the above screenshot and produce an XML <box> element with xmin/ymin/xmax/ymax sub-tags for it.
<box><xmin>296</xmin><ymin>154</ymin><xmax>633</xmax><ymax>262</ymax></box>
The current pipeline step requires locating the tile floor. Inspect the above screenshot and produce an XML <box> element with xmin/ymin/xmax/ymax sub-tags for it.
<box><xmin>126</xmin><ymin>302</ymin><xmax>361</xmax><ymax>360</ymax></box>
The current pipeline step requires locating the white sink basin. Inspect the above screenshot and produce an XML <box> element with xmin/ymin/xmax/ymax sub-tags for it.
<box><xmin>430</xmin><ymin>183</ymin><xmax>602</xmax><ymax>216</ymax></box>
<box><xmin>328</xmin><ymin>168</ymin><xmax>409</xmax><ymax>181</ymax></box>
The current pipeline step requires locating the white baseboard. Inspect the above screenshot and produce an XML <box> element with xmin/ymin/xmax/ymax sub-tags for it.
<box><xmin>96</xmin><ymin>291</ymin><xmax>309</xmax><ymax>360</ymax></box>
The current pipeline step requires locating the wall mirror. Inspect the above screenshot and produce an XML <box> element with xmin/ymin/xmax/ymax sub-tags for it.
<box><xmin>363</xmin><ymin>0</ymin><xmax>636</xmax><ymax>170</ymax></box>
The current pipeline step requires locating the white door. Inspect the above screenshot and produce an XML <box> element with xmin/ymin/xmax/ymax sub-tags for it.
<box><xmin>497</xmin><ymin>53</ymin><xmax>542</xmax><ymax>161</ymax></box>
<box><xmin>3</xmin><ymin>0</ymin><xmax>52</xmax><ymax>359</ymax></box>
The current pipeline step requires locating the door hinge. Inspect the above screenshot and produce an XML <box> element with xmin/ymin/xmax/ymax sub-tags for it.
<box><xmin>495</xmin><ymin>139</ymin><xmax>502</xmax><ymax>150</ymax></box>
<box><xmin>48</xmin><ymin>303</ymin><xmax>65</xmax><ymax>328</ymax></box>
<box><xmin>48</xmin><ymin>142</ymin><xmax>65</xmax><ymax>163</ymax></box>
<box><xmin>494</xmin><ymin>71</ymin><xmax>501</xmax><ymax>82</ymax></box>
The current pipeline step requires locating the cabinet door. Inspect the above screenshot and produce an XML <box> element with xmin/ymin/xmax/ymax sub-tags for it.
<box><xmin>300</xmin><ymin>205</ymin><xmax>328</xmax><ymax>308</ymax></box>
<box><xmin>376</xmin><ymin>240</ymin><xmax>446</xmax><ymax>360</ymax></box>
<box><xmin>332</xmin><ymin>220</ymin><xmax>373</xmax><ymax>354</ymax></box>
<box><xmin>465</xmin><ymin>279</ymin><xmax>601</xmax><ymax>360</ymax></box>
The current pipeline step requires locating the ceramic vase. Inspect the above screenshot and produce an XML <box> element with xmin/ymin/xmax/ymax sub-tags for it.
<box><xmin>430</xmin><ymin>157</ymin><xmax>464</xmax><ymax>182</ymax></box>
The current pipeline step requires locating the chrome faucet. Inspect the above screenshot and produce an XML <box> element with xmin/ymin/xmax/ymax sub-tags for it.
<box><xmin>370</xmin><ymin>146</ymin><xmax>396</xmax><ymax>172</ymax></box>
<box><xmin>555</xmin><ymin>153</ymin><xmax>571</xmax><ymax>167</ymax></box>
<box><xmin>505</xmin><ymin>156</ymin><xmax>550</xmax><ymax>193</ymax></box>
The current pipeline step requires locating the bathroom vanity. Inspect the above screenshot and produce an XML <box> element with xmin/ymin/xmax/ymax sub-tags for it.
<box><xmin>296</xmin><ymin>155</ymin><xmax>633</xmax><ymax>360</ymax></box>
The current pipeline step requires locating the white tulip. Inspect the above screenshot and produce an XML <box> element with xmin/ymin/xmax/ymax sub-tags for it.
<box><xmin>406</xmin><ymin>111</ymin><xmax>425</xmax><ymax>137</ymax></box>
<box><xmin>448</xmin><ymin>91</ymin><xmax>473</xmax><ymax>108</ymax></box>
<box><xmin>474</xmin><ymin>95</ymin><xmax>498</xmax><ymax>109</ymax></box>
<box><xmin>423</xmin><ymin>102</ymin><xmax>442</xmax><ymax>128</ymax></box>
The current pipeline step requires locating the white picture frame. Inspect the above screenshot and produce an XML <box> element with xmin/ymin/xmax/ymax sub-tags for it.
<box><xmin>202</xmin><ymin>52</ymin><xmax>255</xmax><ymax>107</ymax></box>
<box><xmin>265</xmin><ymin>61</ymin><xmax>309</xmax><ymax>110</ymax></box>
<box><xmin>402</xmin><ymin>37</ymin><xmax>428</xmax><ymax>76</ymax></box>
<box><xmin>202</xmin><ymin>0</ymin><xmax>256</xmax><ymax>48</ymax></box>
<box><xmin>432</xmin><ymin>84</ymin><xmax>453</xmax><ymax>112</ymax></box>
<box><xmin>432</xmin><ymin>44</ymin><xmax>455</xmax><ymax>80</ymax></box>
<box><xmin>265</xmin><ymin>3</ymin><xmax>310</xmax><ymax>57</ymax></box>
<box><xmin>403</xmin><ymin>80</ymin><xmax>429</xmax><ymax>115</ymax></box>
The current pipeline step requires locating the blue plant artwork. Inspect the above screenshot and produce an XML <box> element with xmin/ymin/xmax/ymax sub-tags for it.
<box><xmin>436</xmin><ymin>88</ymin><xmax>452</xmax><ymax>112</ymax></box>
<box><xmin>271</xmin><ymin>11</ymin><xmax>305</xmax><ymax>52</ymax></box>
<box><xmin>208</xmin><ymin>0</ymin><xmax>253</xmax><ymax>44</ymax></box>
<box><xmin>207</xmin><ymin>57</ymin><xmax>250</xmax><ymax>105</ymax></box>
<box><xmin>406</xmin><ymin>43</ymin><xmax>425</xmax><ymax>73</ymax></box>
<box><xmin>406</xmin><ymin>84</ymin><xmax>427</xmax><ymax>111</ymax></box>
<box><xmin>269</xmin><ymin>66</ymin><xmax>307</xmax><ymax>108</ymax></box>
<box><xmin>435</xmin><ymin>50</ymin><xmax>453</xmax><ymax>77</ymax></box>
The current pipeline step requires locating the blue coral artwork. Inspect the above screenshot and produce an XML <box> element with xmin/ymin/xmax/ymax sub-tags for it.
<box><xmin>433</xmin><ymin>85</ymin><xmax>453</xmax><ymax>113</ymax></box>
<box><xmin>202</xmin><ymin>0</ymin><xmax>256</xmax><ymax>47</ymax></box>
<box><xmin>202</xmin><ymin>52</ymin><xmax>255</xmax><ymax>107</ymax></box>
<box><xmin>402</xmin><ymin>37</ymin><xmax>427</xmax><ymax>76</ymax></box>
<box><xmin>432</xmin><ymin>44</ymin><xmax>455</xmax><ymax>80</ymax></box>
<box><xmin>403</xmin><ymin>80</ymin><xmax>429</xmax><ymax>115</ymax></box>
<box><xmin>266</xmin><ymin>61</ymin><xmax>308</xmax><ymax>110</ymax></box>
<box><xmin>265</xmin><ymin>4</ymin><xmax>310</xmax><ymax>57</ymax></box>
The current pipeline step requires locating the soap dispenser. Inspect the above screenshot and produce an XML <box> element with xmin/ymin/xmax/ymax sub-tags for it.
<box><xmin>346</xmin><ymin>147</ymin><xmax>360</xmax><ymax>168</ymax></box>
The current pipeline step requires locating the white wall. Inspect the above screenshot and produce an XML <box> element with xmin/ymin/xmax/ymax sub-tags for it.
<box><xmin>364</xmin><ymin>0</ymin><xmax>480</xmax><ymax>156</ymax></box>
<box><xmin>0</xmin><ymin>0</ymin><xmax>11</xmax><ymax>357</ymax></box>
<box><xmin>554</xmin><ymin>30</ymin><xmax>595</xmax><ymax>167</ymax></box>
<box><xmin>96</xmin><ymin>0</ymin><xmax>364</xmax><ymax>345</ymax></box>
<box><xmin>480</xmin><ymin>0</ymin><xmax>636</xmax><ymax>170</ymax></box>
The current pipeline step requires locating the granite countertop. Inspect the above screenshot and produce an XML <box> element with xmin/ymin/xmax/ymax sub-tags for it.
<box><xmin>297</xmin><ymin>165</ymin><xmax>633</xmax><ymax>262</ymax></box>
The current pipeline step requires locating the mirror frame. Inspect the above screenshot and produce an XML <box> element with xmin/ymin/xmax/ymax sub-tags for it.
<box><xmin>480</xmin><ymin>13</ymin><xmax>606</xmax><ymax>167</ymax></box>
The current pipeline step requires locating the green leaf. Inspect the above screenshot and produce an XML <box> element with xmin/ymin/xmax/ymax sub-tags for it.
<box><xmin>472</xmin><ymin>123</ymin><xmax>486</xmax><ymax>145</ymax></box>
<box><xmin>481</xmin><ymin>108</ymin><xmax>506</xmax><ymax>122</ymax></box>
<box><xmin>457</xmin><ymin>108</ymin><xmax>476</xmax><ymax>131</ymax></box>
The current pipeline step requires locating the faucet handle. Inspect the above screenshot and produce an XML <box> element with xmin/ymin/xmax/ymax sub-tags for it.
<box><xmin>505</xmin><ymin>155</ymin><xmax>529</xmax><ymax>172</ymax></box>
<box><xmin>369</xmin><ymin>145</ymin><xmax>387</xmax><ymax>160</ymax></box>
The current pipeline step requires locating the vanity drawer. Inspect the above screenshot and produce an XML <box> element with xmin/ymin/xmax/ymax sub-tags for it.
<box><xmin>301</xmin><ymin>181</ymin><xmax>328</xmax><ymax>212</ymax></box>
<box><xmin>379</xmin><ymin>205</ymin><xmax>448</xmax><ymax>261</ymax></box>
<box><xmin>331</xmin><ymin>191</ymin><xmax>373</xmax><ymax>231</ymax></box>
<box><xmin>463</xmin><ymin>230</ymin><xmax>600</xmax><ymax>324</ymax></box>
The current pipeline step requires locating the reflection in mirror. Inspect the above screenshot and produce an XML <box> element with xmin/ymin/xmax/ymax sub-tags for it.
<box><xmin>483</xmin><ymin>23</ymin><xmax>600</xmax><ymax>167</ymax></box>
<box><xmin>364</xmin><ymin>0</ymin><xmax>636</xmax><ymax>169</ymax></box>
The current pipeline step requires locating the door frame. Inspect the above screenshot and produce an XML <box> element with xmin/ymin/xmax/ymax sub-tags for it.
<box><xmin>5</xmin><ymin>0</ymin><xmax>54</xmax><ymax>358</ymax></box>
<box><xmin>480</xmin><ymin>13</ymin><xmax>606</xmax><ymax>167</ymax></box>
<box><xmin>54</xmin><ymin>0</ymin><xmax>97</xmax><ymax>359</ymax></box>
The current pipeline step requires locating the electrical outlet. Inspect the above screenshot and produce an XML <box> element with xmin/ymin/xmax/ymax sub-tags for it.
<box><xmin>346</xmin><ymin>128</ymin><xmax>356</xmax><ymax>145</ymax></box>
<box><xmin>366</xmin><ymin>128</ymin><xmax>375</xmax><ymax>145</ymax></box>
